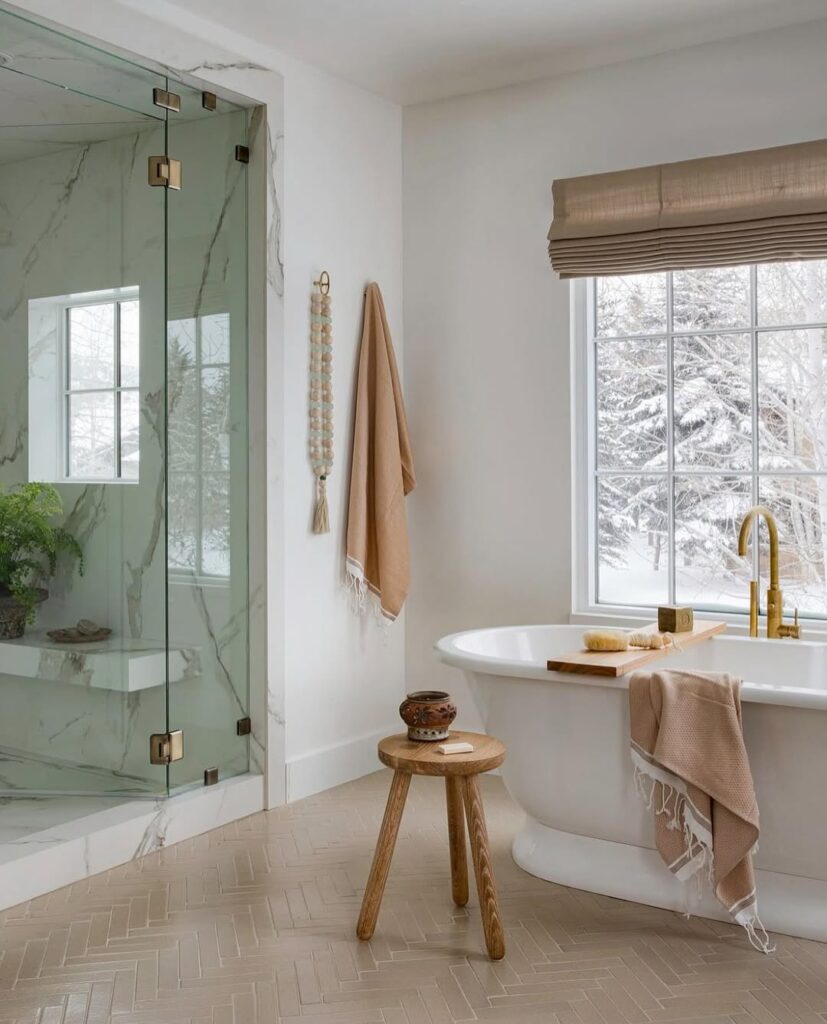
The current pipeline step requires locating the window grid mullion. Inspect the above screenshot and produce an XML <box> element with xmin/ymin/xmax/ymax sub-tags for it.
<box><xmin>595</xmin><ymin>468</ymin><xmax>827</xmax><ymax>478</ymax></box>
<box><xmin>750</xmin><ymin>264</ymin><xmax>761</xmax><ymax>594</ymax></box>
<box><xmin>666</xmin><ymin>272</ymin><xmax>676</xmax><ymax>606</ymax></box>
<box><xmin>591</xmin><ymin>281</ymin><xmax>600</xmax><ymax>606</ymax></box>
<box><xmin>594</xmin><ymin>318</ymin><xmax>827</xmax><ymax>342</ymax></box>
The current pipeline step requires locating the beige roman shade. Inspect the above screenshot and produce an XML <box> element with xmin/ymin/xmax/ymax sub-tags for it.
<box><xmin>548</xmin><ymin>139</ymin><xmax>827</xmax><ymax>278</ymax></box>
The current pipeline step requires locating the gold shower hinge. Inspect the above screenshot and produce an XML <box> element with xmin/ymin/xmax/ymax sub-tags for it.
<box><xmin>148</xmin><ymin>155</ymin><xmax>182</xmax><ymax>190</ymax></box>
<box><xmin>153</xmin><ymin>87</ymin><xmax>181</xmax><ymax>112</ymax></box>
<box><xmin>150</xmin><ymin>729</ymin><xmax>184</xmax><ymax>764</ymax></box>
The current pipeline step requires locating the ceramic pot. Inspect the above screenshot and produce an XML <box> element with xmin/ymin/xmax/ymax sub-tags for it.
<box><xmin>0</xmin><ymin>586</ymin><xmax>47</xmax><ymax>640</ymax></box>
<box><xmin>399</xmin><ymin>690</ymin><xmax>457</xmax><ymax>742</ymax></box>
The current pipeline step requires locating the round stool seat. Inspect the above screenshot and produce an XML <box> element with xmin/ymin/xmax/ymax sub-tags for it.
<box><xmin>378</xmin><ymin>731</ymin><xmax>505</xmax><ymax>776</ymax></box>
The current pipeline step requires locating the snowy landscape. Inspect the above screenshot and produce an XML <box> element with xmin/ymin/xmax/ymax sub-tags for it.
<box><xmin>594</xmin><ymin>260</ymin><xmax>827</xmax><ymax>617</ymax></box>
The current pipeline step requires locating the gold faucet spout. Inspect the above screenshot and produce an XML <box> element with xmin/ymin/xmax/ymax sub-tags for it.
<box><xmin>737</xmin><ymin>504</ymin><xmax>779</xmax><ymax>588</ymax></box>
<box><xmin>736</xmin><ymin>505</ymin><xmax>797</xmax><ymax>638</ymax></box>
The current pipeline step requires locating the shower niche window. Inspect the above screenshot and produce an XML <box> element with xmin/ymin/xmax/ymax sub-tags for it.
<box><xmin>29</xmin><ymin>287</ymin><xmax>141</xmax><ymax>483</ymax></box>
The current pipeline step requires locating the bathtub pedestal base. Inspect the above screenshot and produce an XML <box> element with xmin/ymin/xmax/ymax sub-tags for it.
<box><xmin>513</xmin><ymin>817</ymin><xmax>827</xmax><ymax>943</ymax></box>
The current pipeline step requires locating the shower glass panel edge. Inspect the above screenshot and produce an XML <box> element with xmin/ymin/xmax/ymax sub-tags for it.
<box><xmin>165</xmin><ymin>82</ymin><xmax>251</xmax><ymax>794</ymax></box>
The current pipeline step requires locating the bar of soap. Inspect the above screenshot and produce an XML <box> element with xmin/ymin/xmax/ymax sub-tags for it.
<box><xmin>437</xmin><ymin>741</ymin><xmax>474</xmax><ymax>755</ymax></box>
<box><xmin>658</xmin><ymin>606</ymin><xmax>694</xmax><ymax>633</ymax></box>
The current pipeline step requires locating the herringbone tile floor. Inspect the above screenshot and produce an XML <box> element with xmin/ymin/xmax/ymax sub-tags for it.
<box><xmin>0</xmin><ymin>770</ymin><xmax>825</xmax><ymax>1024</ymax></box>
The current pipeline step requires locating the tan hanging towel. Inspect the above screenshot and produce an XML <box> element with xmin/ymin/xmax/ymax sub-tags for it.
<box><xmin>629</xmin><ymin>669</ymin><xmax>774</xmax><ymax>954</ymax></box>
<box><xmin>346</xmin><ymin>283</ymin><xmax>415</xmax><ymax>621</ymax></box>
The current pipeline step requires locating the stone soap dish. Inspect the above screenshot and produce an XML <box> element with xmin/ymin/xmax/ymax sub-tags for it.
<box><xmin>47</xmin><ymin>619</ymin><xmax>112</xmax><ymax>644</ymax></box>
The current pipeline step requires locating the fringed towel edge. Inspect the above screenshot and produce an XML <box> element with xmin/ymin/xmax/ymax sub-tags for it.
<box><xmin>630</xmin><ymin>743</ymin><xmax>774</xmax><ymax>953</ymax></box>
<box><xmin>345</xmin><ymin>557</ymin><xmax>398</xmax><ymax>623</ymax></box>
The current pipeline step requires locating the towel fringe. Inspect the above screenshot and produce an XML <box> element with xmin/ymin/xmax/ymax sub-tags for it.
<box><xmin>345</xmin><ymin>565</ymin><xmax>367</xmax><ymax>614</ymax></box>
<box><xmin>738</xmin><ymin>911</ymin><xmax>776</xmax><ymax>955</ymax></box>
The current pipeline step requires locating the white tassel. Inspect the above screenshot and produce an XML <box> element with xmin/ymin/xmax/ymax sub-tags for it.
<box><xmin>312</xmin><ymin>476</ymin><xmax>330</xmax><ymax>534</ymax></box>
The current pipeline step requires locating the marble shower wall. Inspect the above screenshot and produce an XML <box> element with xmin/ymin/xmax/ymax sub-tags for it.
<box><xmin>0</xmin><ymin>125</ymin><xmax>166</xmax><ymax>639</ymax></box>
<box><xmin>0</xmin><ymin>105</ymin><xmax>254</xmax><ymax>791</ymax></box>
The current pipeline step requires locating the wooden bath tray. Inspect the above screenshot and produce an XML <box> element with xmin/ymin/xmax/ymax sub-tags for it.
<box><xmin>547</xmin><ymin>620</ymin><xmax>726</xmax><ymax>678</ymax></box>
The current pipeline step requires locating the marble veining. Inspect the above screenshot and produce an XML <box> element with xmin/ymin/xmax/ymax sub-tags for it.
<box><xmin>190</xmin><ymin>583</ymin><xmax>246</xmax><ymax>715</ymax></box>
<box><xmin>192</xmin><ymin>154</ymin><xmax>247</xmax><ymax>319</ymax></box>
<box><xmin>132</xmin><ymin>797</ymin><xmax>168</xmax><ymax>858</ymax></box>
<box><xmin>0</xmin><ymin>795</ymin><xmax>124</xmax><ymax>845</ymax></box>
<box><xmin>266</xmin><ymin>123</ymin><xmax>284</xmax><ymax>298</ymax></box>
<box><xmin>1</xmin><ymin>144</ymin><xmax>89</xmax><ymax>325</ymax></box>
<box><xmin>0</xmin><ymin>746</ymin><xmax>156</xmax><ymax>798</ymax></box>
<box><xmin>180</xmin><ymin>60</ymin><xmax>268</xmax><ymax>74</ymax></box>
<box><xmin>125</xmin><ymin>384</ymin><xmax>167</xmax><ymax>640</ymax></box>
<box><xmin>0</xmin><ymin>416</ymin><xmax>24</xmax><ymax>467</ymax></box>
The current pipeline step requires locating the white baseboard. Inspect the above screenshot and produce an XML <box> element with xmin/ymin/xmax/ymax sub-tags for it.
<box><xmin>286</xmin><ymin>725</ymin><xmax>397</xmax><ymax>802</ymax></box>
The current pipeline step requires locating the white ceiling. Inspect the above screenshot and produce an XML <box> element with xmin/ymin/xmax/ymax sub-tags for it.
<box><xmin>165</xmin><ymin>0</ymin><xmax>827</xmax><ymax>104</ymax></box>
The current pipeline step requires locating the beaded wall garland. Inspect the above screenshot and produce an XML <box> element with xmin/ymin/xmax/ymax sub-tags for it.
<box><xmin>310</xmin><ymin>272</ymin><xmax>333</xmax><ymax>533</ymax></box>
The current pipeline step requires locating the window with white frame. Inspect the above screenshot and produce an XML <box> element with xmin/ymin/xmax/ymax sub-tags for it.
<box><xmin>28</xmin><ymin>287</ymin><xmax>140</xmax><ymax>484</ymax></box>
<box><xmin>65</xmin><ymin>296</ymin><xmax>140</xmax><ymax>480</ymax></box>
<box><xmin>167</xmin><ymin>313</ymin><xmax>231</xmax><ymax>579</ymax></box>
<box><xmin>579</xmin><ymin>260</ymin><xmax>827</xmax><ymax>618</ymax></box>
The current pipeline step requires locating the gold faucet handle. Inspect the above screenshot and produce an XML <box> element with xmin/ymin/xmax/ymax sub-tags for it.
<box><xmin>778</xmin><ymin>607</ymin><xmax>801</xmax><ymax>640</ymax></box>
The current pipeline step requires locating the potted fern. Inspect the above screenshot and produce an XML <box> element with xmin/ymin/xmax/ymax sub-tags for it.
<box><xmin>0</xmin><ymin>483</ymin><xmax>83</xmax><ymax>639</ymax></box>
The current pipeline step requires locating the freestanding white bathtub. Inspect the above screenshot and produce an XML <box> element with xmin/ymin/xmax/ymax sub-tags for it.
<box><xmin>436</xmin><ymin>623</ymin><xmax>827</xmax><ymax>942</ymax></box>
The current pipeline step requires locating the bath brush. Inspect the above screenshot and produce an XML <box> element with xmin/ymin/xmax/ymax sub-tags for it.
<box><xmin>582</xmin><ymin>629</ymin><xmax>629</xmax><ymax>652</ymax></box>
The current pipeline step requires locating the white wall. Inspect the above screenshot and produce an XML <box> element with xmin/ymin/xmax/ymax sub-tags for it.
<box><xmin>402</xmin><ymin>18</ymin><xmax>827</xmax><ymax>727</ymax></box>
<box><xmin>7</xmin><ymin>0</ymin><xmax>405</xmax><ymax>802</ymax></box>
<box><xmin>281</xmin><ymin>66</ymin><xmax>405</xmax><ymax>800</ymax></box>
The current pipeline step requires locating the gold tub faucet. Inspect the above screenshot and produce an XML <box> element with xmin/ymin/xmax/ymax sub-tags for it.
<box><xmin>737</xmin><ymin>505</ymin><xmax>800</xmax><ymax>639</ymax></box>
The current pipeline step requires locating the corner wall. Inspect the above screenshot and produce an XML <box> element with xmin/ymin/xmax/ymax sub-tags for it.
<box><xmin>402</xmin><ymin>18</ymin><xmax>827</xmax><ymax>727</ymax></box>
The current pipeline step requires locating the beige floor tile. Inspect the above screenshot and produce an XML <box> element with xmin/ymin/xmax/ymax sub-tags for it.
<box><xmin>0</xmin><ymin>771</ymin><xmax>823</xmax><ymax>1023</ymax></box>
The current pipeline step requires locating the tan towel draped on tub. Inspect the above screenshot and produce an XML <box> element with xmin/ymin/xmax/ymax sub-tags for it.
<box><xmin>345</xmin><ymin>282</ymin><xmax>415</xmax><ymax>621</ymax></box>
<box><xmin>629</xmin><ymin>669</ymin><xmax>773</xmax><ymax>953</ymax></box>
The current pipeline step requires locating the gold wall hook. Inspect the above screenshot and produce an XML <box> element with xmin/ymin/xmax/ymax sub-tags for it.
<box><xmin>314</xmin><ymin>270</ymin><xmax>330</xmax><ymax>295</ymax></box>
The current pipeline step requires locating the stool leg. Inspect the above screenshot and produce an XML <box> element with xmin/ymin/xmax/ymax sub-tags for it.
<box><xmin>357</xmin><ymin>770</ymin><xmax>411</xmax><ymax>940</ymax></box>
<box><xmin>445</xmin><ymin>777</ymin><xmax>468</xmax><ymax>906</ymax></box>
<box><xmin>462</xmin><ymin>774</ymin><xmax>506</xmax><ymax>960</ymax></box>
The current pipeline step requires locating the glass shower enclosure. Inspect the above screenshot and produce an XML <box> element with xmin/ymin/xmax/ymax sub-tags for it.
<box><xmin>0</xmin><ymin>6</ymin><xmax>252</xmax><ymax>798</ymax></box>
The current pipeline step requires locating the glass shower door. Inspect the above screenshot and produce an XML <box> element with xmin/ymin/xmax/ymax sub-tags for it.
<box><xmin>0</xmin><ymin>7</ymin><xmax>171</xmax><ymax>797</ymax></box>
<box><xmin>165</xmin><ymin>83</ymin><xmax>251</xmax><ymax>791</ymax></box>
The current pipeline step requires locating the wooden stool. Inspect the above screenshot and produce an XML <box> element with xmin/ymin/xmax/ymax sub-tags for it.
<box><xmin>356</xmin><ymin>730</ymin><xmax>506</xmax><ymax>960</ymax></box>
